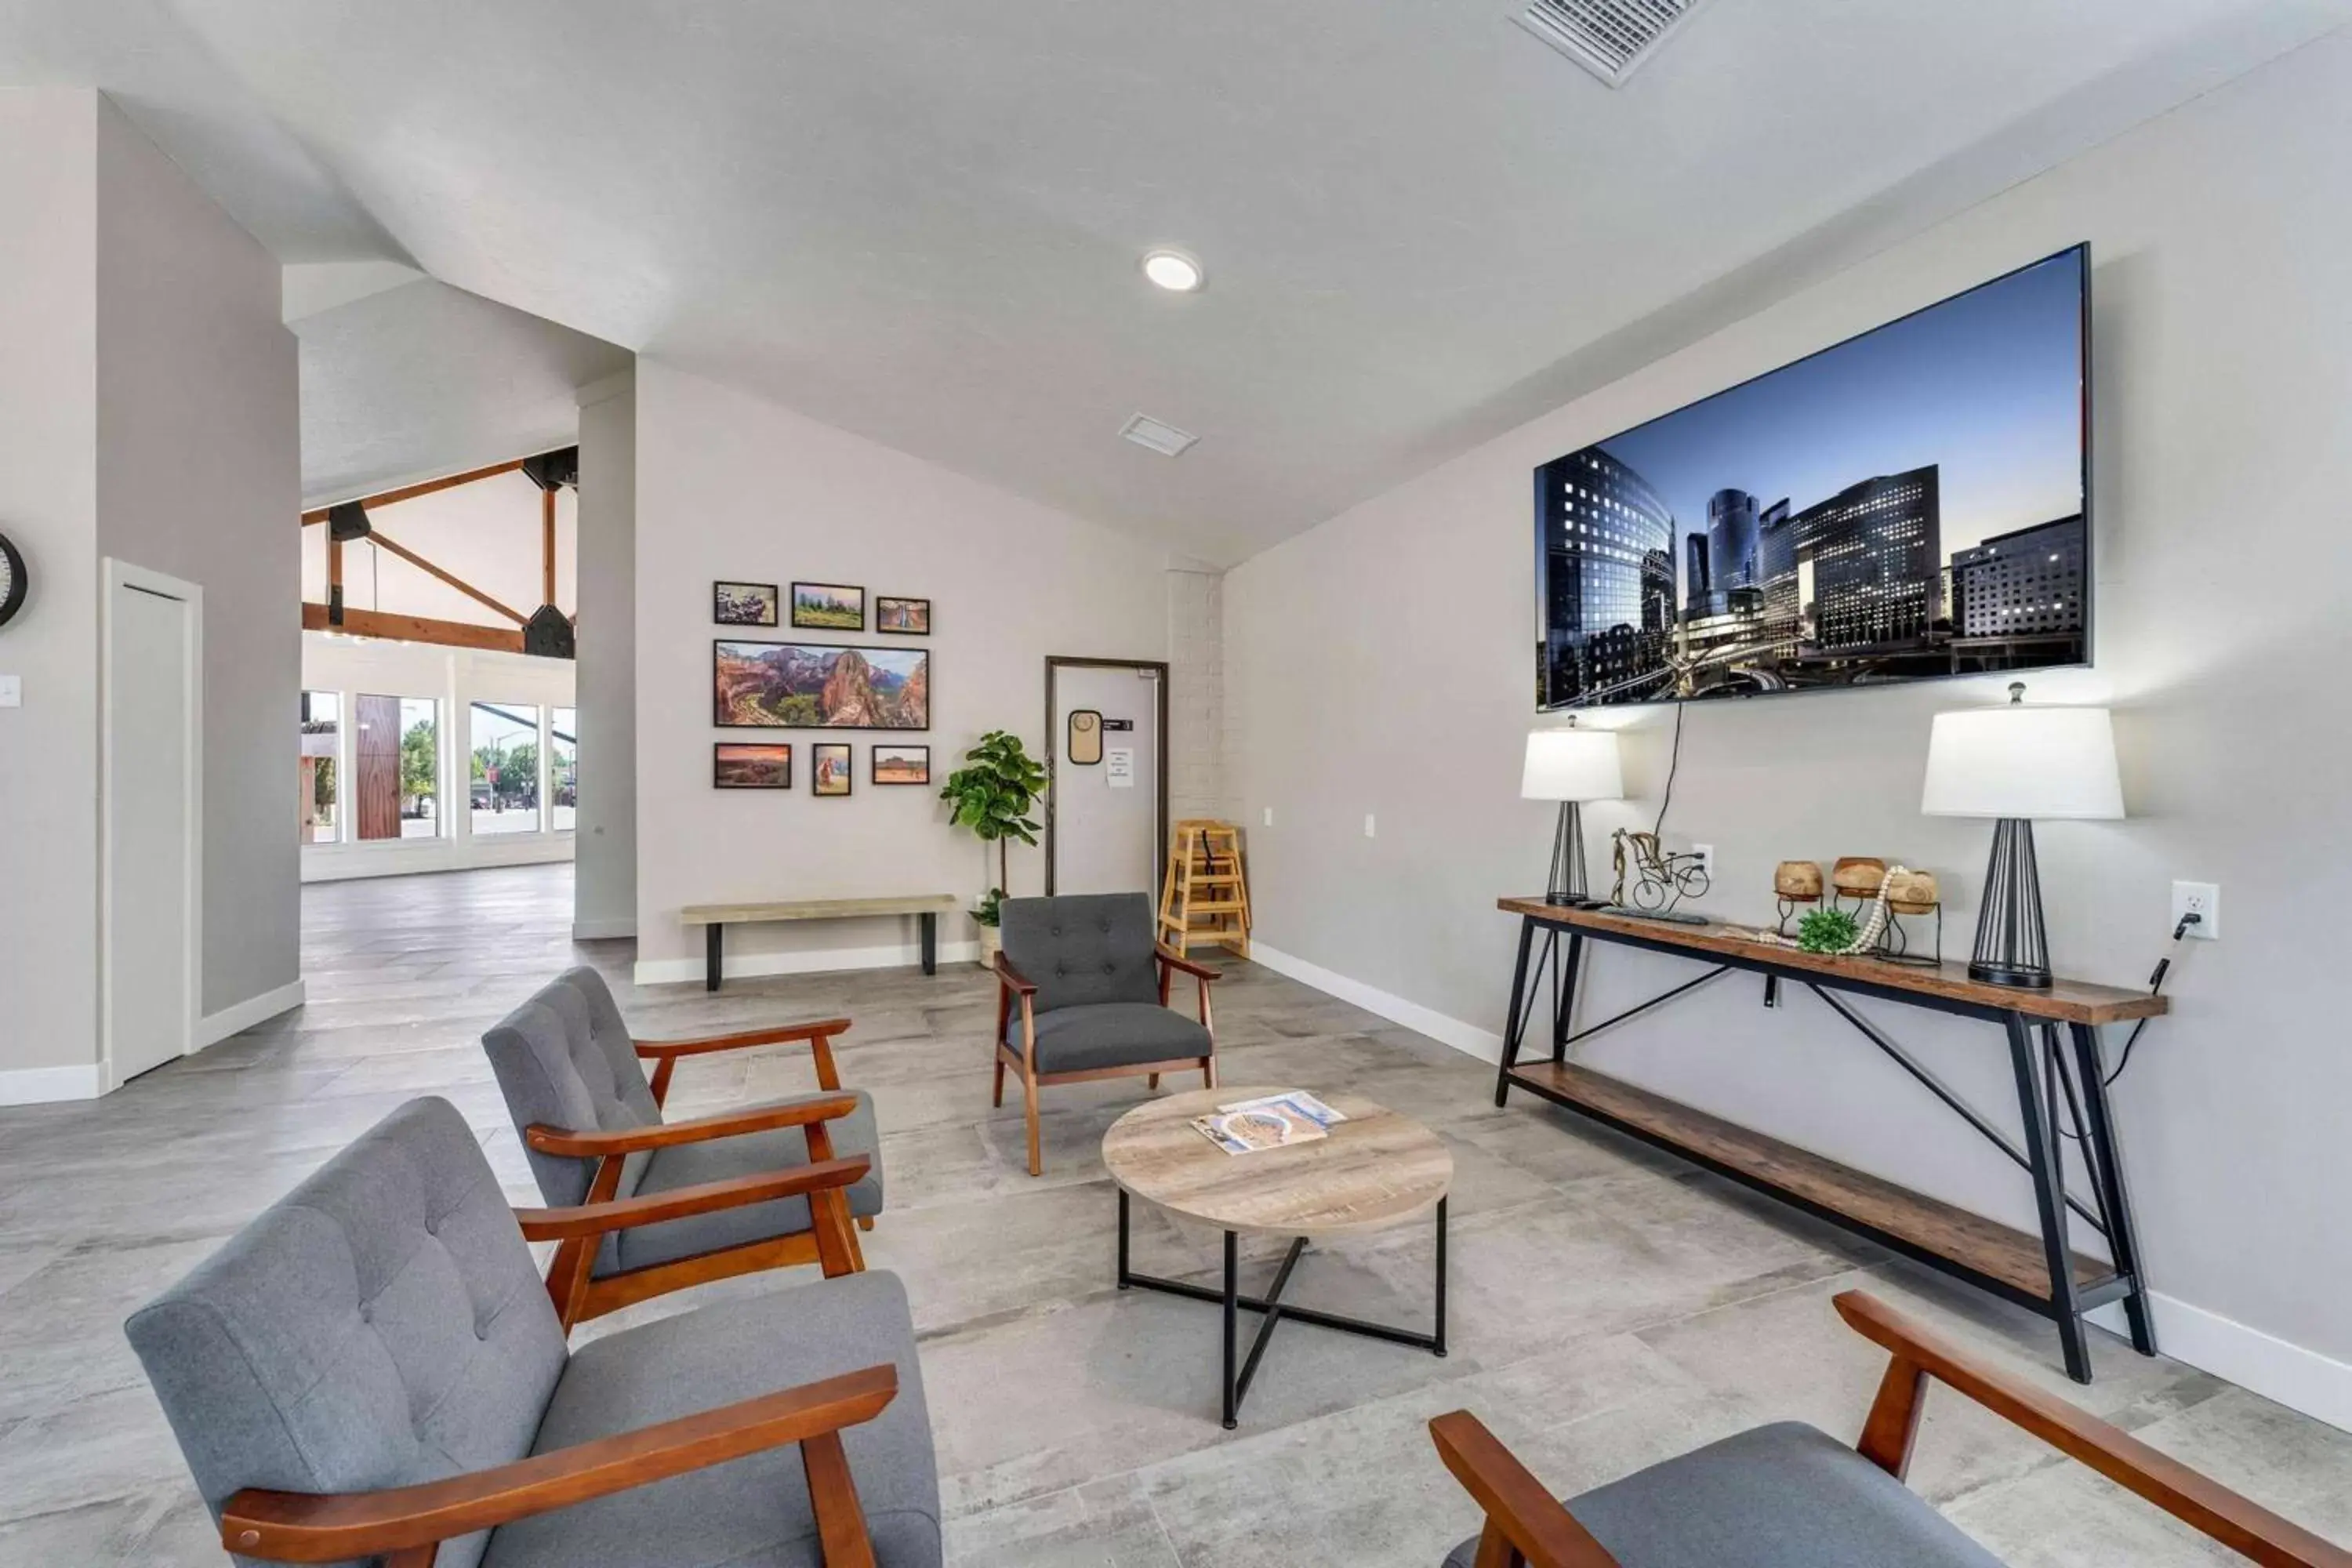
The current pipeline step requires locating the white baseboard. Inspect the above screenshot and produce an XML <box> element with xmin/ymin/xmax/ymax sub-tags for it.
<box><xmin>634</xmin><ymin>939</ymin><xmax>981</xmax><ymax>987</ymax></box>
<box><xmin>572</xmin><ymin>916</ymin><xmax>637</xmax><ymax>940</ymax></box>
<box><xmin>1249</xmin><ymin>942</ymin><xmax>1504</xmax><ymax>1063</ymax></box>
<box><xmin>2090</xmin><ymin>1294</ymin><xmax>2352</xmax><ymax>1435</ymax></box>
<box><xmin>1251</xmin><ymin>940</ymin><xmax>2352</xmax><ymax>1436</ymax></box>
<box><xmin>197</xmin><ymin>978</ymin><xmax>307</xmax><ymax>1048</ymax></box>
<box><xmin>0</xmin><ymin>1062</ymin><xmax>106</xmax><ymax>1105</ymax></box>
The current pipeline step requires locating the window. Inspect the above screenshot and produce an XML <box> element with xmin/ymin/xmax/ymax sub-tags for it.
<box><xmin>353</xmin><ymin>695</ymin><xmax>440</xmax><ymax>840</ymax></box>
<box><xmin>471</xmin><ymin>701</ymin><xmax>542</xmax><ymax>834</ymax></box>
<box><xmin>550</xmin><ymin>706</ymin><xmax>577</xmax><ymax>832</ymax></box>
<box><xmin>299</xmin><ymin>691</ymin><xmax>339</xmax><ymax>844</ymax></box>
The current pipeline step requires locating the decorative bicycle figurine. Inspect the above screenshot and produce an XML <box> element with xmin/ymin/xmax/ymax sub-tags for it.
<box><xmin>1609</xmin><ymin>829</ymin><xmax>1711</xmax><ymax>916</ymax></box>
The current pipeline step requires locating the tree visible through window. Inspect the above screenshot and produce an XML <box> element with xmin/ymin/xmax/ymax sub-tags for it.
<box><xmin>300</xmin><ymin>691</ymin><xmax>339</xmax><ymax>844</ymax></box>
<box><xmin>551</xmin><ymin>706</ymin><xmax>577</xmax><ymax>831</ymax></box>
<box><xmin>471</xmin><ymin>702</ymin><xmax>542</xmax><ymax>835</ymax></box>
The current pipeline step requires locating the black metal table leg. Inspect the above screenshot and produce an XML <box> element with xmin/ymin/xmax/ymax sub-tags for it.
<box><xmin>1221</xmin><ymin>1232</ymin><xmax>1240</xmax><ymax>1429</ymax></box>
<box><xmin>1116</xmin><ymin>1189</ymin><xmax>1131</xmax><ymax>1287</ymax></box>
<box><xmin>706</xmin><ymin>924</ymin><xmax>723</xmax><ymax>992</ymax></box>
<box><xmin>1433</xmin><ymin>1196</ymin><xmax>1448</xmax><ymax>1356</ymax></box>
<box><xmin>1552</xmin><ymin>933</ymin><xmax>1584</xmax><ymax>1064</ymax></box>
<box><xmin>2006</xmin><ymin>1011</ymin><xmax>2092</xmax><ymax>1382</ymax></box>
<box><xmin>920</xmin><ymin>911</ymin><xmax>937</xmax><ymax>975</ymax></box>
<box><xmin>1495</xmin><ymin>916</ymin><xmax>1537</xmax><ymax>1106</ymax></box>
<box><xmin>2069</xmin><ymin>1022</ymin><xmax>2158</xmax><ymax>1356</ymax></box>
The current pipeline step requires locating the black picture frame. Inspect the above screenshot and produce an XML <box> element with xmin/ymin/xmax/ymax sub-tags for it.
<box><xmin>712</xmin><ymin>638</ymin><xmax>931</xmax><ymax>731</ymax></box>
<box><xmin>875</xmin><ymin>595</ymin><xmax>931</xmax><ymax>635</ymax></box>
<box><xmin>713</xmin><ymin>742</ymin><xmax>793</xmax><ymax>789</ymax></box>
<box><xmin>872</xmin><ymin>744</ymin><xmax>930</xmax><ymax>786</ymax></box>
<box><xmin>713</xmin><ymin>580</ymin><xmax>779</xmax><ymax>626</ymax></box>
<box><xmin>790</xmin><ymin>581</ymin><xmax>866</xmax><ymax>632</ymax></box>
<box><xmin>811</xmin><ymin>742</ymin><xmax>854</xmax><ymax>796</ymax></box>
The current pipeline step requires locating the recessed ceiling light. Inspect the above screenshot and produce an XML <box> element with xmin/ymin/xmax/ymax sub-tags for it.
<box><xmin>1142</xmin><ymin>249</ymin><xmax>1203</xmax><ymax>292</ymax></box>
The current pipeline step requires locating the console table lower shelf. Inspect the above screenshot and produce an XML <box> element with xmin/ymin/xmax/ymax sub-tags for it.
<box><xmin>1503</xmin><ymin>1060</ymin><xmax>2113</xmax><ymax>1309</ymax></box>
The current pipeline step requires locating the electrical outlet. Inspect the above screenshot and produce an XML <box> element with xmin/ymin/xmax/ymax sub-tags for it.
<box><xmin>2170</xmin><ymin>881</ymin><xmax>2220</xmax><ymax>940</ymax></box>
<box><xmin>1693</xmin><ymin>843</ymin><xmax>1715</xmax><ymax>880</ymax></box>
<box><xmin>1363</xmin><ymin>814</ymin><xmax>1376</xmax><ymax>839</ymax></box>
<box><xmin>1262</xmin><ymin>807</ymin><xmax>1273</xmax><ymax>827</ymax></box>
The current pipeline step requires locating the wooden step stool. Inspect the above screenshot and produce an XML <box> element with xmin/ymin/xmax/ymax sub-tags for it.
<box><xmin>1159</xmin><ymin>818</ymin><xmax>1251</xmax><ymax>960</ymax></box>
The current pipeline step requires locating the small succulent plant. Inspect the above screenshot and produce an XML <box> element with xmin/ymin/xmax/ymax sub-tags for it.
<box><xmin>1796</xmin><ymin>906</ymin><xmax>1861</xmax><ymax>954</ymax></box>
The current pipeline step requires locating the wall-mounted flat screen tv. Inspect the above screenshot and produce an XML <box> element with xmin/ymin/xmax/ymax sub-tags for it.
<box><xmin>1535</xmin><ymin>244</ymin><xmax>2089</xmax><ymax>710</ymax></box>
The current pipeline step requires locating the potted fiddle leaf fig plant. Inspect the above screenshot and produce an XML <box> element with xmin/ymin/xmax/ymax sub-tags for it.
<box><xmin>940</xmin><ymin>730</ymin><xmax>1047</xmax><ymax>966</ymax></box>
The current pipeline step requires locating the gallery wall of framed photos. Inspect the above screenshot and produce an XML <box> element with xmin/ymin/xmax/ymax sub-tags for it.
<box><xmin>706</xmin><ymin>574</ymin><xmax>932</xmax><ymax>793</ymax></box>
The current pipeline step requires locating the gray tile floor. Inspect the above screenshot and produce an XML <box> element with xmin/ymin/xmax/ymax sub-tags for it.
<box><xmin>1</xmin><ymin>863</ymin><xmax>2344</xmax><ymax>1565</ymax></box>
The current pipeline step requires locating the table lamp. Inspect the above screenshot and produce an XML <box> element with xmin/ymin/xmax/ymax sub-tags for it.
<box><xmin>1523</xmin><ymin>722</ymin><xmax>1623</xmax><ymax>906</ymax></box>
<box><xmin>1921</xmin><ymin>682</ymin><xmax>2122</xmax><ymax>988</ymax></box>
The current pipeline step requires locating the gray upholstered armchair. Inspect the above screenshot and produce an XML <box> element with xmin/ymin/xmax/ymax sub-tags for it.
<box><xmin>482</xmin><ymin>965</ymin><xmax>884</xmax><ymax>1330</ymax></box>
<box><xmin>1431</xmin><ymin>1290</ymin><xmax>2350</xmax><ymax>1568</ymax></box>
<box><xmin>993</xmin><ymin>891</ymin><xmax>1219</xmax><ymax>1175</ymax></box>
<box><xmin>125</xmin><ymin>1096</ymin><xmax>941</xmax><ymax>1568</ymax></box>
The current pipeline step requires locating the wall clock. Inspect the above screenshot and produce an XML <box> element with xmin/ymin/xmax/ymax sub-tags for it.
<box><xmin>0</xmin><ymin>532</ymin><xmax>24</xmax><ymax>628</ymax></box>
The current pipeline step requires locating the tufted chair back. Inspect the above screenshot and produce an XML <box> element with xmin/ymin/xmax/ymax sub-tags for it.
<box><xmin>481</xmin><ymin>967</ymin><xmax>661</xmax><ymax>1210</ymax></box>
<box><xmin>125</xmin><ymin>1097</ymin><xmax>567</xmax><ymax>1568</ymax></box>
<box><xmin>999</xmin><ymin>892</ymin><xmax>1161</xmax><ymax>1014</ymax></box>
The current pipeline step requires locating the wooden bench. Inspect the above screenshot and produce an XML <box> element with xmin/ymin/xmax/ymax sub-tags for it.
<box><xmin>679</xmin><ymin>895</ymin><xmax>961</xmax><ymax>990</ymax></box>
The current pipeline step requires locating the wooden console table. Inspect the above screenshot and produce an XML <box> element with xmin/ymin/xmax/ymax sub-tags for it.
<box><xmin>1493</xmin><ymin>895</ymin><xmax>2165</xmax><ymax>1383</ymax></box>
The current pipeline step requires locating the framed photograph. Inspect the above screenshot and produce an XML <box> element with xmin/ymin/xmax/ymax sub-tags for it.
<box><xmin>811</xmin><ymin>742</ymin><xmax>853</xmax><ymax>797</ymax></box>
<box><xmin>713</xmin><ymin>742</ymin><xmax>792</xmax><ymax>789</ymax></box>
<box><xmin>872</xmin><ymin>744</ymin><xmax>930</xmax><ymax>785</ymax></box>
<box><xmin>712</xmin><ymin>639</ymin><xmax>929</xmax><ymax>730</ymax></box>
<box><xmin>876</xmin><ymin>595</ymin><xmax>931</xmax><ymax>635</ymax></box>
<box><xmin>790</xmin><ymin>581</ymin><xmax>866</xmax><ymax>631</ymax></box>
<box><xmin>713</xmin><ymin>581</ymin><xmax>779</xmax><ymax>626</ymax></box>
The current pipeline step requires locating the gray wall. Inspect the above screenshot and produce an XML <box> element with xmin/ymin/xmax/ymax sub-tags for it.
<box><xmin>631</xmin><ymin>361</ymin><xmax>1171</xmax><ymax>976</ymax></box>
<box><xmin>1226</xmin><ymin>32</ymin><xmax>2352</xmax><ymax>1385</ymax></box>
<box><xmin>0</xmin><ymin>91</ymin><xmax>101</xmax><ymax>1080</ymax></box>
<box><xmin>574</xmin><ymin>370</ymin><xmax>638</xmax><ymax>938</ymax></box>
<box><xmin>93</xmin><ymin>95</ymin><xmax>302</xmax><ymax>1022</ymax></box>
<box><xmin>0</xmin><ymin>90</ymin><xmax>299</xmax><ymax>1091</ymax></box>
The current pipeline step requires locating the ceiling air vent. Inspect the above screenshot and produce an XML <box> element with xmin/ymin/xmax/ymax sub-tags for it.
<box><xmin>1513</xmin><ymin>0</ymin><xmax>1713</xmax><ymax>87</ymax></box>
<box><xmin>1120</xmin><ymin>413</ymin><xmax>1199</xmax><ymax>457</ymax></box>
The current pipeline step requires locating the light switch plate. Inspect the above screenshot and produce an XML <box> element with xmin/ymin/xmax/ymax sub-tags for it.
<box><xmin>0</xmin><ymin>674</ymin><xmax>19</xmax><ymax>708</ymax></box>
<box><xmin>1262</xmin><ymin>807</ymin><xmax>1273</xmax><ymax>827</ymax></box>
<box><xmin>1363</xmin><ymin>814</ymin><xmax>1376</xmax><ymax>838</ymax></box>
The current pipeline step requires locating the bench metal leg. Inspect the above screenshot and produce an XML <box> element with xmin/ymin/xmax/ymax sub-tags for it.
<box><xmin>706</xmin><ymin>924</ymin><xmax>723</xmax><ymax>992</ymax></box>
<box><xmin>920</xmin><ymin>911</ymin><xmax>937</xmax><ymax>975</ymax></box>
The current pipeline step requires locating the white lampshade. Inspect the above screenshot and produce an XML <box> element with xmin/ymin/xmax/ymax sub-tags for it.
<box><xmin>1521</xmin><ymin>728</ymin><xmax>1624</xmax><ymax>803</ymax></box>
<box><xmin>1921</xmin><ymin>704</ymin><xmax>2123</xmax><ymax>821</ymax></box>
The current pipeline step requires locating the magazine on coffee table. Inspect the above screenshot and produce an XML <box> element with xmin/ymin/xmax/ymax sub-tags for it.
<box><xmin>1191</xmin><ymin>1091</ymin><xmax>1349</xmax><ymax>1155</ymax></box>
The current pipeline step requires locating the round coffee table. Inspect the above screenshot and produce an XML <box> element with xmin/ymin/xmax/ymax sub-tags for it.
<box><xmin>1102</xmin><ymin>1086</ymin><xmax>1453</xmax><ymax>1427</ymax></box>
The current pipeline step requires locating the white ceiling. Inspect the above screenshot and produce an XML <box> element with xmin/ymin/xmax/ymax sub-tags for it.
<box><xmin>9</xmin><ymin>1</ymin><xmax>2350</xmax><ymax>560</ymax></box>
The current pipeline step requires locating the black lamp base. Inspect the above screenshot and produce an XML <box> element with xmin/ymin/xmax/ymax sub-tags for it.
<box><xmin>1968</xmin><ymin>818</ymin><xmax>2054</xmax><ymax>989</ymax></box>
<box><xmin>1545</xmin><ymin>800</ymin><xmax>1599</xmax><ymax>906</ymax></box>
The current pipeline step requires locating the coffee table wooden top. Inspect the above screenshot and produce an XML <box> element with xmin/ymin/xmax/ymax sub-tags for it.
<box><xmin>1101</xmin><ymin>1087</ymin><xmax>1452</xmax><ymax>1238</ymax></box>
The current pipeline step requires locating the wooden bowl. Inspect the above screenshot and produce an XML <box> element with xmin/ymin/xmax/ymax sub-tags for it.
<box><xmin>1831</xmin><ymin>857</ymin><xmax>1888</xmax><ymax>898</ymax></box>
<box><xmin>1773</xmin><ymin>860</ymin><xmax>1823</xmax><ymax>901</ymax></box>
<box><xmin>1885</xmin><ymin>868</ymin><xmax>1940</xmax><ymax>915</ymax></box>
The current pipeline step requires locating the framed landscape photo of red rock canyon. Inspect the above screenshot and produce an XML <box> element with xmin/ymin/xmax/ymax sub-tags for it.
<box><xmin>712</xmin><ymin>639</ymin><xmax>931</xmax><ymax>730</ymax></box>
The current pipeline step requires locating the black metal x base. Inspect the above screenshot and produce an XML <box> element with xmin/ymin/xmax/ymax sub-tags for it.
<box><xmin>1116</xmin><ymin>1189</ymin><xmax>1447</xmax><ymax>1428</ymax></box>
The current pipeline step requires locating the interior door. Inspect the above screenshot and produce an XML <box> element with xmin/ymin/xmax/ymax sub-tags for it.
<box><xmin>106</xmin><ymin>573</ymin><xmax>196</xmax><ymax>1083</ymax></box>
<box><xmin>354</xmin><ymin>694</ymin><xmax>402</xmax><ymax>840</ymax></box>
<box><xmin>1049</xmin><ymin>662</ymin><xmax>1162</xmax><ymax>896</ymax></box>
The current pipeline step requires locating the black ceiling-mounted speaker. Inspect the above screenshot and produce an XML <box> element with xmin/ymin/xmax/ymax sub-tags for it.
<box><xmin>521</xmin><ymin>447</ymin><xmax>579</xmax><ymax>492</ymax></box>
<box><xmin>326</xmin><ymin>501</ymin><xmax>372</xmax><ymax>542</ymax></box>
<box><xmin>523</xmin><ymin>604</ymin><xmax>575</xmax><ymax>660</ymax></box>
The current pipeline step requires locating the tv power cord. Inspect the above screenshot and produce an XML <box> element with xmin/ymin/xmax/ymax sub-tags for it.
<box><xmin>2057</xmin><ymin>909</ymin><xmax>2199</xmax><ymax>1147</ymax></box>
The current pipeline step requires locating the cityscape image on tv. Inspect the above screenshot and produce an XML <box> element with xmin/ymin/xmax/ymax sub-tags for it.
<box><xmin>1535</xmin><ymin>246</ymin><xmax>2089</xmax><ymax>710</ymax></box>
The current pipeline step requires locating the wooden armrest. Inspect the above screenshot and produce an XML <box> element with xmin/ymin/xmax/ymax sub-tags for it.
<box><xmin>525</xmin><ymin>1094</ymin><xmax>859</xmax><ymax>1157</ymax></box>
<box><xmin>1429</xmin><ymin>1411</ymin><xmax>1623</xmax><ymax>1568</ymax></box>
<box><xmin>515</xmin><ymin>1155</ymin><xmax>871</xmax><ymax>1241</ymax></box>
<box><xmin>634</xmin><ymin>1018</ymin><xmax>851</xmax><ymax>1059</ymax></box>
<box><xmin>220</xmin><ymin>1364</ymin><xmax>895</xmax><ymax>1563</ymax></box>
<box><xmin>1835</xmin><ymin>1292</ymin><xmax>2352</xmax><ymax>1568</ymax></box>
<box><xmin>1155</xmin><ymin>944</ymin><xmax>1221</xmax><ymax>982</ymax></box>
<box><xmin>993</xmin><ymin>953</ymin><xmax>1038</xmax><ymax>995</ymax></box>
